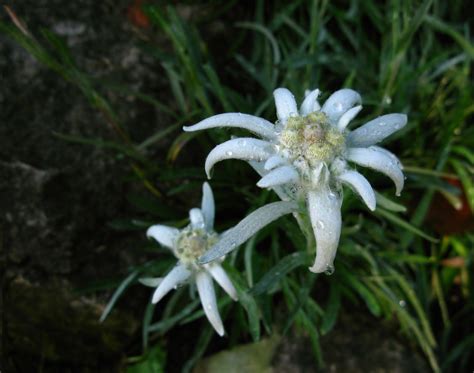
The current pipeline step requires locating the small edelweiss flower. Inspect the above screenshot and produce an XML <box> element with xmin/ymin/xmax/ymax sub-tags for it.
<box><xmin>184</xmin><ymin>88</ymin><xmax>406</xmax><ymax>274</ymax></box>
<box><xmin>145</xmin><ymin>182</ymin><xmax>238</xmax><ymax>336</ymax></box>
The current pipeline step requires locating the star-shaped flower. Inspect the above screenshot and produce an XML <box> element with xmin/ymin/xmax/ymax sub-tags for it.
<box><xmin>146</xmin><ymin>182</ymin><xmax>238</xmax><ymax>336</ymax></box>
<box><xmin>184</xmin><ymin>88</ymin><xmax>406</xmax><ymax>273</ymax></box>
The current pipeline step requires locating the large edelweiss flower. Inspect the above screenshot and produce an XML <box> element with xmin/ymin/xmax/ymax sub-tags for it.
<box><xmin>145</xmin><ymin>182</ymin><xmax>238</xmax><ymax>336</ymax></box>
<box><xmin>184</xmin><ymin>88</ymin><xmax>407</xmax><ymax>273</ymax></box>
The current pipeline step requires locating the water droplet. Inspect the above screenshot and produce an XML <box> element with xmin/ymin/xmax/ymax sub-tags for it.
<box><xmin>324</xmin><ymin>264</ymin><xmax>334</xmax><ymax>275</ymax></box>
<box><xmin>317</xmin><ymin>220</ymin><xmax>325</xmax><ymax>229</ymax></box>
<box><xmin>226</xmin><ymin>151</ymin><xmax>233</xmax><ymax>156</ymax></box>
<box><xmin>379</xmin><ymin>121</ymin><xmax>386</xmax><ymax>126</ymax></box>
<box><xmin>399</xmin><ymin>299</ymin><xmax>406</xmax><ymax>307</ymax></box>
<box><xmin>383</xmin><ymin>95</ymin><xmax>392</xmax><ymax>105</ymax></box>
<box><xmin>207</xmin><ymin>304</ymin><xmax>212</xmax><ymax>310</ymax></box>
<box><xmin>335</xmin><ymin>102</ymin><xmax>343</xmax><ymax>111</ymax></box>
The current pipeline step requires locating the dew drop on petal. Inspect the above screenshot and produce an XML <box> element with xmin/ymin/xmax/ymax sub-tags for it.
<box><xmin>317</xmin><ymin>220</ymin><xmax>325</xmax><ymax>229</ymax></box>
<box><xmin>226</xmin><ymin>151</ymin><xmax>233</xmax><ymax>156</ymax></box>
<box><xmin>324</xmin><ymin>264</ymin><xmax>335</xmax><ymax>275</ymax></box>
<box><xmin>379</xmin><ymin>121</ymin><xmax>386</xmax><ymax>126</ymax></box>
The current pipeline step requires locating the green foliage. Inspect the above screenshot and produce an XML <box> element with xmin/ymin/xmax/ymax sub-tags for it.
<box><xmin>126</xmin><ymin>344</ymin><xmax>166</xmax><ymax>373</ymax></box>
<box><xmin>2</xmin><ymin>0</ymin><xmax>473</xmax><ymax>372</ymax></box>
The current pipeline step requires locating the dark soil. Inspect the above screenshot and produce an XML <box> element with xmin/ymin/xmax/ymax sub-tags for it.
<box><xmin>1</xmin><ymin>1</ymin><xmax>163</xmax><ymax>371</ymax></box>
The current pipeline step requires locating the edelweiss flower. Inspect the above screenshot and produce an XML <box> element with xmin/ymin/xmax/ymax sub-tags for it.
<box><xmin>145</xmin><ymin>182</ymin><xmax>238</xmax><ymax>336</ymax></box>
<box><xmin>184</xmin><ymin>88</ymin><xmax>406</xmax><ymax>273</ymax></box>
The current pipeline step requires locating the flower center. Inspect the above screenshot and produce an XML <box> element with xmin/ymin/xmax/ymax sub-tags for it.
<box><xmin>278</xmin><ymin>112</ymin><xmax>345</xmax><ymax>167</ymax></box>
<box><xmin>175</xmin><ymin>228</ymin><xmax>219</xmax><ymax>267</ymax></box>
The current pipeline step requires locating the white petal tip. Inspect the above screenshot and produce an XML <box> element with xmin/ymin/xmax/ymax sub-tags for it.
<box><xmin>308</xmin><ymin>263</ymin><xmax>335</xmax><ymax>274</ymax></box>
<box><xmin>273</xmin><ymin>88</ymin><xmax>298</xmax><ymax>121</ymax></box>
<box><xmin>152</xmin><ymin>293</ymin><xmax>163</xmax><ymax>304</ymax></box>
<box><xmin>216</xmin><ymin>326</ymin><xmax>225</xmax><ymax>337</ymax></box>
<box><xmin>308</xmin><ymin>265</ymin><xmax>318</xmax><ymax>274</ymax></box>
<box><xmin>256</xmin><ymin>165</ymin><xmax>299</xmax><ymax>188</ymax></box>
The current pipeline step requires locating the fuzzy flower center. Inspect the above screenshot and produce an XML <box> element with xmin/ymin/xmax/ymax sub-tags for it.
<box><xmin>175</xmin><ymin>228</ymin><xmax>219</xmax><ymax>266</ymax></box>
<box><xmin>278</xmin><ymin>112</ymin><xmax>345</xmax><ymax>167</ymax></box>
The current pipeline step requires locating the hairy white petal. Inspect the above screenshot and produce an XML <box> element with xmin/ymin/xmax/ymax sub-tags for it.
<box><xmin>183</xmin><ymin>113</ymin><xmax>277</xmax><ymax>141</ymax></box>
<box><xmin>371</xmin><ymin>146</ymin><xmax>403</xmax><ymax>169</ymax></box>
<box><xmin>273</xmin><ymin>88</ymin><xmax>298</xmax><ymax>122</ymax></box>
<box><xmin>152</xmin><ymin>264</ymin><xmax>191</xmax><ymax>304</ymax></box>
<box><xmin>196</xmin><ymin>271</ymin><xmax>225</xmax><ymax>336</ymax></box>
<box><xmin>321</xmin><ymin>89</ymin><xmax>362</xmax><ymax>125</ymax></box>
<box><xmin>199</xmin><ymin>201</ymin><xmax>299</xmax><ymax>264</ymax></box>
<box><xmin>300</xmin><ymin>89</ymin><xmax>321</xmax><ymax>115</ymax></box>
<box><xmin>338</xmin><ymin>170</ymin><xmax>376</xmax><ymax>211</ymax></box>
<box><xmin>201</xmin><ymin>182</ymin><xmax>215</xmax><ymax>230</ymax></box>
<box><xmin>147</xmin><ymin>225</ymin><xmax>180</xmax><ymax>249</ymax></box>
<box><xmin>346</xmin><ymin>147</ymin><xmax>404</xmax><ymax>196</ymax></box>
<box><xmin>257</xmin><ymin>165</ymin><xmax>299</xmax><ymax>188</ymax></box>
<box><xmin>206</xmin><ymin>264</ymin><xmax>238</xmax><ymax>301</ymax></box>
<box><xmin>189</xmin><ymin>208</ymin><xmax>205</xmax><ymax>229</ymax></box>
<box><xmin>337</xmin><ymin>105</ymin><xmax>363</xmax><ymax>131</ymax></box>
<box><xmin>308</xmin><ymin>188</ymin><xmax>342</xmax><ymax>274</ymax></box>
<box><xmin>205</xmin><ymin>138</ymin><xmax>273</xmax><ymax>178</ymax></box>
<box><xmin>347</xmin><ymin>113</ymin><xmax>407</xmax><ymax>147</ymax></box>
<box><xmin>264</xmin><ymin>155</ymin><xmax>287</xmax><ymax>170</ymax></box>
<box><xmin>249</xmin><ymin>160</ymin><xmax>292</xmax><ymax>201</ymax></box>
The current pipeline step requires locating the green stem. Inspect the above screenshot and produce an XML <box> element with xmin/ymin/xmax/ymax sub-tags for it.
<box><xmin>295</xmin><ymin>211</ymin><xmax>315</xmax><ymax>255</ymax></box>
